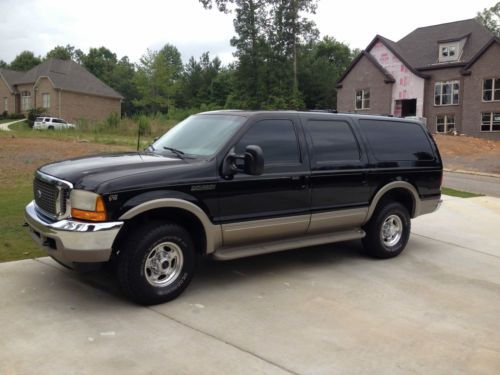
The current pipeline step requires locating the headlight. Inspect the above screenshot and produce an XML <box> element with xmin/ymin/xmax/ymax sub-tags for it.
<box><xmin>70</xmin><ymin>190</ymin><xmax>107</xmax><ymax>222</ymax></box>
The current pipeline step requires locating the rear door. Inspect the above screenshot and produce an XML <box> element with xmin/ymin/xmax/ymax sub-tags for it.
<box><xmin>217</xmin><ymin>114</ymin><xmax>311</xmax><ymax>246</ymax></box>
<box><xmin>302</xmin><ymin>115</ymin><xmax>370</xmax><ymax>234</ymax></box>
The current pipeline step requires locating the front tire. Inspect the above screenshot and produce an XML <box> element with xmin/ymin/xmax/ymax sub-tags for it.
<box><xmin>362</xmin><ymin>200</ymin><xmax>411</xmax><ymax>259</ymax></box>
<box><xmin>116</xmin><ymin>222</ymin><xmax>196</xmax><ymax>305</ymax></box>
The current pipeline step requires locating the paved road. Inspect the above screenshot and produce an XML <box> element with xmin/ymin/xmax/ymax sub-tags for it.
<box><xmin>0</xmin><ymin>119</ymin><xmax>25</xmax><ymax>131</ymax></box>
<box><xmin>1</xmin><ymin>195</ymin><xmax>500</xmax><ymax>374</ymax></box>
<box><xmin>444</xmin><ymin>170</ymin><xmax>500</xmax><ymax>197</ymax></box>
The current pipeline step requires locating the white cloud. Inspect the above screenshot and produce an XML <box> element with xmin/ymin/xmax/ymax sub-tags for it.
<box><xmin>0</xmin><ymin>0</ymin><xmax>495</xmax><ymax>65</ymax></box>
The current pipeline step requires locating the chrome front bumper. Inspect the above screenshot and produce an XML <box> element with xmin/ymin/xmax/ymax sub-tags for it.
<box><xmin>24</xmin><ymin>201</ymin><xmax>124</xmax><ymax>265</ymax></box>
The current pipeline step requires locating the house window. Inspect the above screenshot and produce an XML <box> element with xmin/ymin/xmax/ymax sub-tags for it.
<box><xmin>21</xmin><ymin>91</ymin><xmax>31</xmax><ymax>111</ymax></box>
<box><xmin>439</xmin><ymin>42</ymin><xmax>460</xmax><ymax>62</ymax></box>
<box><xmin>3</xmin><ymin>97</ymin><xmax>7</xmax><ymax>112</ymax></box>
<box><xmin>434</xmin><ymin>81</ymin><xmax>459</xmax><ymax>106</ymax></box>
<box><xmin>42</xmin><ymin>93</ymin><xmax>50</xmax><ymax>108</ymax></box>
<box><xmin>483</xmin><ymin>79</ymin><xmax>500</xmax><ymax>102</ymax></box>
<box><xmin>355</xmin><ymin>89</ymin><xmax>370</xmax><ymax>110</ymax></box>
<box><xmin>481</xmin><ymin>112</ymin><xmax>500</xmax><ymax>132</ymax></box>
<box><xmin>436</xmin><ymin>115</ymin><xmax>455</xmax><ymax>133</ymax></box>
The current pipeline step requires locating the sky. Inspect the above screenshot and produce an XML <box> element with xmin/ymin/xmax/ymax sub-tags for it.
<box><xmin>0</xmin><ymin>0</ymin><xmax>496</xmax><ymax>65</ymax></box>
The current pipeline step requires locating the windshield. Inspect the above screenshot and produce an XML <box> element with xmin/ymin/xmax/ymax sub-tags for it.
<box><xmin>152</xmin><ymin>114</ymin><xmax>246</xmax><ymax>157</ymax></box>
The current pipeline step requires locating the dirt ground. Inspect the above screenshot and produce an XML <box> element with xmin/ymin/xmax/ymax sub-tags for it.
<box><xmin>0</xmin><ymin>136</ymin><xmax>130</xmax><ymax>186</ymax></box>
<box><xmin>434</xmin><ymin>134</ymin><xmax>500</xmax><ymax>174</ymax></box>
<box><xmin>1</xmin><ymin>134</ymin><xmax>499</xmax><ymax>183</ymax></box>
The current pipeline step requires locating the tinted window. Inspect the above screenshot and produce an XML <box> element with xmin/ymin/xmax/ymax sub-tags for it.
<box><xmin>359</xmin><ymin>120</ymin><xmax>434</xmax><ymax>161</ymax></box>
<box><xmin>153</xmin><ymin>114</ymin><xmax>245</xmax><ymax>156</ymax></box>
<box><xmin>308</xmin><ymin>120</ymin><xmax>360</xmax><ymax>162</ymax></box>
<box><xmin>235</xmin><ymin>119</ymin><xmax>300</xmax><ymax>164</ymax></box>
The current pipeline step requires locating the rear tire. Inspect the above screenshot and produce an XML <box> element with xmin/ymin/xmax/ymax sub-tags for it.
<box><xmin>362</xmin><ymin>200</ymin><xmax>411</xmax><ymax>259</ymax></box>
<box><xmin>116</xmin><ymin>222</ymin><xmax>196</xmax><ymax>305</ymax></box>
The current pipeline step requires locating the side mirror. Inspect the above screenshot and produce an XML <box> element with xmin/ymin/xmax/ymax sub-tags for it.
<box><xmin>243</xmin><ymin>145</ymin><xmax>264</xmax><ymax>176</ymax></box>
<box><xmin>222</xmin><ymin>145</ymin><xmax>264</xmax><ymax>178</ymax></box>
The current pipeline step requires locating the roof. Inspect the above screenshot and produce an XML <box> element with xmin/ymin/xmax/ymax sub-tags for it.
<box><xmin>463</xmin><ymin>36</ymin><xmax>500</xmax><ymax>71</ymax></box>
<box><xmin>366</xmin><ymin>35</ymin><xmax>429</xmax><ymax>78</ymax></box>
<box><xmin>336</xmin><ymin>51</ymin><xmax>396</xmax><ymax>85</ymax></box>
<box><xmin>338</xmin><ymin>18</ymin><xmax>495</xmax><ymax>83</ymax></box>
<box><xmin>396</xmin><ymin>18</ymin><xmax>493</xmax><ymax>69</ymax></box>
<box><xmin>0</xmin><ymin>59</ymin><xmax>122</xmax><ymax>99</ymax></box>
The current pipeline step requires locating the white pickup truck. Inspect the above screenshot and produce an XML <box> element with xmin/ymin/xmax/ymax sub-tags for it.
<box><xmin>33</xmin><ymin>117</ymin><xmax>76</xmax><ymax>130</ymax></box>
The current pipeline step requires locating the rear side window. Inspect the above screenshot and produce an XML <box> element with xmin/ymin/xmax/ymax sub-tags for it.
<box><xmin>235</xmin><ymin>119</ymin><xmax>300</xmax><ymax>165</ymax></box>
<box><xmin>307</xmin><ymin>120</ymin><xmax>360</xmax><ymax>162</ymax></box>
<box><xmin>359</xmin><ymin>120</ymin><xmax>434</xmax><ymax>161</ymax></box>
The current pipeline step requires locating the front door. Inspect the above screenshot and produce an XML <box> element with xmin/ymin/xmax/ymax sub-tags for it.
<box><xmin>217</xmin><ymin>116</ymin><xmax>311</xmax><ymax>246</ymax></box>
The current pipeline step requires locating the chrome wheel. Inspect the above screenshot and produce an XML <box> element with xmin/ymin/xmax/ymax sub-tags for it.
<box><xmin>144</xmin><ymin>242</ymin><xmax>184</xmax><ymax>287</ymax></box>
<box><xmin>380</xmin><ymin>214</ymin><xmax>403</xmax><ymax>247</ymax></box>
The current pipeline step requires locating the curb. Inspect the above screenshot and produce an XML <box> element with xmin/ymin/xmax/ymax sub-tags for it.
<box><xmin>444</xmin><ymin>168</ymin><xmax>500</xmax><ymax>179</ymax></box>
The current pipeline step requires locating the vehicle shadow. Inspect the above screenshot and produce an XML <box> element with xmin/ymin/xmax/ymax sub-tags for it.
<box><xmin>68</xmin><ymin>239</ymin><xmax>369</xmax><ymax>303</ymax></box>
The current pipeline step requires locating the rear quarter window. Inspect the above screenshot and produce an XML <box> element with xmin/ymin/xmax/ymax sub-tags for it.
<box><xmin>359</xmin><ymin>119</ymin><xmax>434</xmax><ymax>161</ymax></box>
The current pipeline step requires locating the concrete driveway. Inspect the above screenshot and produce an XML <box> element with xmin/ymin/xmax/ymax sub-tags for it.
<box><xmin>0</xmin><ymin>119</ymin><xmax>25</xmax><ymax>131</ymax></box>
<box><xmin>1</xmin><ymin>195</ymin><xmax>500</xmax><ymax>374</ymax></box>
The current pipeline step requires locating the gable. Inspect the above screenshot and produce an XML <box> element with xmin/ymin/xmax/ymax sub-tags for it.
<box><xmin>337</xmin><ymin>51</ymin><xmax>395</xmax><ymax>87</ymax></box>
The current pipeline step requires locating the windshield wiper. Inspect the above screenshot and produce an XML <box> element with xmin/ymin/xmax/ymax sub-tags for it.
<box><xmin>163</xmin><ymin>146</ymin><xmax>185</xmax><ymax>159</ymax></box>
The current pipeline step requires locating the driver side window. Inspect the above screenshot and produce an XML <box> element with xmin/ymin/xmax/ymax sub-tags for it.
<box><xmin>234</xmin><ymin>119</ymin><xmax>300</xmax><ymax>166</ymax></box>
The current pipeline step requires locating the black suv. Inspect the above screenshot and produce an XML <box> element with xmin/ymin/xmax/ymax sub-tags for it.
<box><xmin>25</xmin><ymin>111</ymin><xmax>442</xmax><ymax>304</ymax></box>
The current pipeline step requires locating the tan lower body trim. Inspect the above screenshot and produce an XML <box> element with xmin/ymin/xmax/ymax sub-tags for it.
<box><xmin>308</xmin><ymin>207</ymin><xmax>368</xmax><ymax>235</ymax></box>
<box><xmin>221</xmin><ymin>214</ymin><xmax>310</xmax><ymax>247</ymax></box>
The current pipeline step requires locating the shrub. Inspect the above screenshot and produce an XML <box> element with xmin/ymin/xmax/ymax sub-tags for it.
<box><xmin>105</xmin><ymin>112</ymin><xmax>120</xmax><ymax>129</ymax></box>
<box><xmin>1</xmin><ymin>111</ymin><xmax>7</xmax><ymax>119</ymax></box>
<box><xmin>7</xmin><ymin>113</ymin><xmax>25</xmax><ymax>120</ymax></box>
<box><xmin>27</xmin><ymin>108</ymin><xmax>46</xmax><ymax>128</ymax></box>
<box><xmin>137</xmin><ymin>115</ymin><xmax>151</xmax><ymax>136</ymax></box>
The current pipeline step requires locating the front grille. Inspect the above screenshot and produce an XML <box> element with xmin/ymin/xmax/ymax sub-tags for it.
<box><xmin>33</xmin><ymin>174</ymin><xmax>71</xmax><ymax>218</ymax></box>
<box><xmin>34</xmin><ymin>178</ymin><xmax>59</xmax><ymax>215</ymax></box>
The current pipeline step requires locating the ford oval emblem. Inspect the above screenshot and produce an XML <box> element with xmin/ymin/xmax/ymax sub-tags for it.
<box><xmin>37</xmin><ymin>189</ymin><xmax>42</xmax><ymax>199</ymax></box>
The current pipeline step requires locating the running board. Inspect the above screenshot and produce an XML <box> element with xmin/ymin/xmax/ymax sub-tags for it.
<box><xmin>212</xmin><ymin>228</ymin><xmax>366</xmax><ymax>261</ymax></box>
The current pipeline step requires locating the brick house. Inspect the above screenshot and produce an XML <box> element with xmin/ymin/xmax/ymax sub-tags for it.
<box><xmin>0</xmin><ymin>58</ymin><xmax>122</xmax><ymax>123</ymax></box>
<box><xmin>336</xmin><ymin>19</ymin><xmax>500</xmax><ymax>139</ymax></box>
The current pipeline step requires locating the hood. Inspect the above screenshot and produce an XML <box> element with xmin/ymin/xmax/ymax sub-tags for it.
<box><xmin>39</xmin><ymin>152</ymin><xmax>192</xmax><ymax>191</ymax></box>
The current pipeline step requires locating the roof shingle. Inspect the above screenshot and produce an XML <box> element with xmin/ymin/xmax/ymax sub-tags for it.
<box><xmin>0</xmin><ymin>59</ymin><xmax>122</xmax><ymax>99</ymax></box>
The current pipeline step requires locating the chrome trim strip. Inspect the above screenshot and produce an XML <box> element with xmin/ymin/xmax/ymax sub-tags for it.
<box><xmin>119</xmin><ymin>198</ymin><xmax>222</xmax><ymax>254</ymax></box>
<box><xmin>36</xmin><ymin>170</ymin><xmax>74</xmax><ymax>189</ymax></box>
<box><xmin>35</xmin><ymin>170</ymin><xmax>73</xmax><ymax>220</ymax></box>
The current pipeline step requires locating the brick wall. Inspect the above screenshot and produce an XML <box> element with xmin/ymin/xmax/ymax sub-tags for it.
<box><xmin>0</xmin><ymin>78</ymin><xmax>16</xmax><ymax>114</ymax></box>
<box><xmin>337</xmin><ymin>55</ymin><xmax>393</xmax><ymax>115</ymax></box>
<box><xmin>462</xmin><ymin>43</ymin><xmax>500</xmax><ymax>140</ymax></box>
<box><xmin>59</xmin><ymin>90</ymin><xmax>121</xmax><ymax>123</ymax></box>
<box><xmin>423</xmin><ymin>67</ymin><xmax>464</xmax><ymax>134</ymax></box>
<box><xmin>34</xmin><ymin>77</ymin><xmax>59</xmax><ymax>118</ymax></box>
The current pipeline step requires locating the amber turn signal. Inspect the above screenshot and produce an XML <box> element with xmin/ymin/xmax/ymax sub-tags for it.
<box><xmin>71</xmin><ymin>196</ymin><xmax>107</xmax><ymax>222</ymax></box>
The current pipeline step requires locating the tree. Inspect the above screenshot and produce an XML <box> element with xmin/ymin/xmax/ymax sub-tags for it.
<box><xmin>81</xmin><ymin>47</ymin><xmax>118</xmax><ymax>85</ymax></box>
<box><xmin>110</xmin><ymin>56</ymin><xmax>139</xmax><ymax>116</ymax></box>
<box><xmin>178</xmin><ymin>52</ymin><xmax>224</xmax><ymax>108</ymax></box>
<box><xmin>133</xmin><ymin>44</ymin><xmax>183</xmax><ymax>113</ymax></box>
<box><xmin>9</xmin><ymin>51</ymin><xmax>42</xmax><ymax>71</ymax></box>
<box><xmin>45</xmin><ymin>45</ymin><xmax>84</xmax><ymax>61</ymax></box>
<box><xmin>268</xmin><ymin>0</ymin><xmax>318</xmax><ymax>104</ymax></box>
<box><xmin>477</xmin><ymin>2</ymin><xmax>500</xmax><ymax>37</ymax></box>
<box><xmin>0</xmin><ymin>60</ymin><xmax>7</xmax><ymax>68</ymax></box>
<box><xmin>298</xmin><ymin>36</ymin><xmax>353</xmax><ymax>109</ymax></box>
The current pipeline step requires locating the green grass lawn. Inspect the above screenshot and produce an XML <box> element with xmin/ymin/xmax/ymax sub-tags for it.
<box><xmin>441</xmin><ymin>187</ymin><xmax>484</xmax><ymax>198</ymax></box>
<box><xmin>0</xmin><ymin>183</ymin><xmax>46</xmax><ymax>262</ymax></box>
